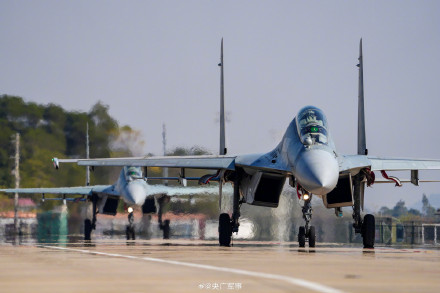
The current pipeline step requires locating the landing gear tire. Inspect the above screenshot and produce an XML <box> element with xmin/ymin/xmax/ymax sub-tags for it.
<box><xmin>362</xmin><ymin>214</ymin><xmax>375</xmax><ymax>248</ymax></box>
<box><xmin>219</xmin><ymin>213</ymin><xmax>232</xmax><ymax>247</ymax></box>
<box><xmin>84</xmin><ymin>219</ymin><xmax>92</xmax><ymax>241</ymax></box>
<box><xmin>308</xmin><ymin>226</ymin><xmax>316</xmax><ymax>248</ymax></box>
<box><xmin>126</xmin><ymin>226</ymin><xmax>135</xmax><ymax>240</ymax></box>
<box><xmin>298</xmin><ymin>226</ymin><xmax>306</xmax><ymax>248</ymax></box>
<box><xmin>162</xmin><ymin>220</ymin><xmax>170</xmax><ymax>239</ymax></box>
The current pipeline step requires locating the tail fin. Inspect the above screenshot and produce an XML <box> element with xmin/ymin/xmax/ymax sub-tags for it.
<box><xmin>357</xmin><ymin>39</ymin><xmax>367</xmax><ymax>156</ymax></box>
<box><xmin>86</xmin><ymin>122</ymin><xmax>90</xmax><ymax>186</ymax></box>
<box><xmin>219</xmin><ymin>38</ymin><xmax>227</xmax><ymax>155</ymax></box>
<box><xmin>357</xmin><ymin>39</ymin><xmax>367</xmax><ymax>211</ymax></box>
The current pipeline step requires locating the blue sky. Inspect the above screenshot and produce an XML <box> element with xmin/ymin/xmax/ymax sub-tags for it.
<box><xmin>1</xmin><ymin>1</ymin><xmax>440</xmax><ymax>209</ymax></box>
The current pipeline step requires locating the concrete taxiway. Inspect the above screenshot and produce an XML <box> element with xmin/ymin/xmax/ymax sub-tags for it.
<box><xmin>0</xmin><ymin>239</ymin><xmax>439</xmax><ymax>293</ymax></box>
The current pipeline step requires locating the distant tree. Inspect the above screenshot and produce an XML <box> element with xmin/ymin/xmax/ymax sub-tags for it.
<box><xmin>379</xmin><ymin>206</ymin><xmax>392</xmax><ymax>216</ymax></box>
<box><xmin>64</xmin><ymin>112</ymin><xmax>89</xmax><ymax>157</ymax></box>
<box><xmin>43</xmin><ymin>103</ymin><xmax>66</xmax><ymax>131</ymax></box>
<box><xmin>167</xmin><ymin>146</ymin><xmax>211</xmax><ymax>156</ymax></box>
<box><xmin>422</xmin><ymin>194</ymin><xmax>436</xmax><ymax>217</ymax></box>
<box><xmin>392</xmin><ymin>200</ymin><xmax>408</xmax><ymax>218</ymax></box>
<box><xmin>408</xmin><ymin>208</ymin><xmax>421</xmax><ymax>216</ymax></box>
<box><xmin>111</xmin><ymin>125</ymin><xmax>145</xmax><ymax>156</ymax></box>
<box><xmin>88</xmin><ymin>101</ymin><xmax>118</xmax><ymax>158</ymax></box>
<box><xmin>191</xmin><ymin>146</ymin><xmax>212</xmax><ymax>155</ymax></box>
<box><xmin>0</xmin><ymin>95</ymin><xmax>136</xmax><ymax>194</ymax></box>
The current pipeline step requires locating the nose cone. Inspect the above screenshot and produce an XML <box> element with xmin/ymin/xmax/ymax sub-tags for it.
<box><xmin>294</xmin><ymin>149</ymin><xmax>339</xmax><ymax>195</ymax></box>
<box><xmin>124</xmin><ymin>182</ymin><xmax>147</xmax><ymax>206</ymax></box>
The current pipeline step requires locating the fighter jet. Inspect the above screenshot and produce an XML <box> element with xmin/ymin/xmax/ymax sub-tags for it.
<box><xmin>54</xmin><ymin>39</ymin><xmax>440</xmax><ymax>248</ymax></box>
<box><xmin>0</xmin><ymin>125</ymin><xmax>218</xmax><ymax>240</ymax></box>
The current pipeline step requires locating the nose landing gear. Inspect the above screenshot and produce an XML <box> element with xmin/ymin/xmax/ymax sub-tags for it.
<box><xmin>298</xmin><ymin>194</ymin><xmax>316</xmax><ymax>248</ymax></box>
<box><xmin>126</xmin><ymin>207</ymin><xmax>135</xmax><ymax>240</ymax></box>
<box><xmin>84</xmin><ymin>194</ymin><xmax>98</xmax><ymax>241</ymax></box>
<box><xmin>157</xmin><ymin>196</ymin><xmax>171</xmax><ymax>240</ymax></box>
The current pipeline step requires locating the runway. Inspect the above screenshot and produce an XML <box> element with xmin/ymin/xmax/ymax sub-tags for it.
<box><xmin>1</xmin><ymin>240</ymin><xmax>439</xmax><ymax>293</ymax></box>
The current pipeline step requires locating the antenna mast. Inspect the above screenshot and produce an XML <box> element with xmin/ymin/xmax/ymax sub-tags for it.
<box><xmin>86</xmin><ymin>122</ymin><xmax>90</xmax><ymax>186</ymax></box>
<box><xmin>162</xmin><ymin>123</ymin><xmax>168</xmax><ymax>185</ymax></box>
<box><xmin>13</xmin><ymin>133</ymin><xmax>20</xmax><ymax>234</ymax></box>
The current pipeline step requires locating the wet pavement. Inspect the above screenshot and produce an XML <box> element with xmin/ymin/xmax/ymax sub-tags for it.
<box><xmin>1</xmin><ymin>239</ymin><xmax>439</xmax><ymax>293</ymax></box>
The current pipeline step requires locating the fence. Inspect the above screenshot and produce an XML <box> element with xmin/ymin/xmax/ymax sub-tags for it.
<box><xmin>421</xmin><ymin>224</ymin><xmax>440</xmax><ymax>245</ymax></box>
<box><xmin>373</xmin><ymin>218</ymin><xmax>440</xmax><ymax>245</ymax></box>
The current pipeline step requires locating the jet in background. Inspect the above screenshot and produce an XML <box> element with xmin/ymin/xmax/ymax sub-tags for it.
<box><xmin>0</xmin><ymin>165</ymin><xmax>183</xmax><ymax>240</ymax></box>
<box><xmin>0</xmin><ymin>125</ymin><xmax>217</xmax><ymax>240</ymax></box>
<box><xmin>60</xmin><ymin>39</ymin><xmax>440</xmax><ymax>249</ymax></box>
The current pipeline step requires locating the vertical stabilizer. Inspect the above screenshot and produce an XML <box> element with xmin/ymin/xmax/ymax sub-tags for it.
<box><xmin>219</xmin><ymin>38</ymin><xmax>227</xmax><ymax>155</ymax></box>
<box><xmin>357</xmin><ymin>39</ymin><xmax>367</xmax><ymax>156</ymax></box>
<box><xmin>86</xmin><ymin>122</ymin><xmax>90</xmax><ymax>186</ymax></box>
<box><xmin>357</xmin><ymin>39</ymin><xmax>367</xmax><ymax>211</ymax></box>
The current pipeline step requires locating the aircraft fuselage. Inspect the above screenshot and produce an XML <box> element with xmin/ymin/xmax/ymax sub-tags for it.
<box><xmin>282</xmin><ymin>111</ymin><xmax>339</xmax><ymax>195</ymax></box>
<box><xmin>115</xmin><ymin>166</ymin><xmax>149</xmax><ymax>206</ymax></box>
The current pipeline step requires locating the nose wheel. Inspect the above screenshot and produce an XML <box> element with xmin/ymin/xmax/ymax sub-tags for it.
<box><xmin>160</xmin><ymin>219</ymin><xmax>170</xmax><ymax>239</ymax></box>
<box><xmin>84</xmin><ymin>219</ymin><xmax>92</xmax><ymax>241</ymax></box>
<box><xmin>298</xmin><ymin>225</ymin><xmax>316</xmax><ymax>248</ymax></box>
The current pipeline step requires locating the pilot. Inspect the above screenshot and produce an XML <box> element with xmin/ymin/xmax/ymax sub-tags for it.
<box><xmin>305</xmin><ymin>111</ymin><xmax>317</xmax><ymax>124</ymax></box>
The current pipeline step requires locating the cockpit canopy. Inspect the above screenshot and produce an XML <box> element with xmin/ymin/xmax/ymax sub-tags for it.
<box><xmin>296</xmin><ymin>106</ymin><xmax>329</xmax><ymax>145</ymax></box>
<box><xmin>124</xmin><ymin>166</ymin><xmax>143</xmax><ymax>181</ymax></box>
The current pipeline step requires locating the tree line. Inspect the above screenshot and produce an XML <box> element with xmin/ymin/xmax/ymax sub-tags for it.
<box><xmin>0</xmin><ymin>94</ymin><xmax>141</xmax><ymax>189</ymax></box>
<box><xmin>0</xmin><ymin>94</ymin><xmax>216</xmax><ymax>213</ymax></box>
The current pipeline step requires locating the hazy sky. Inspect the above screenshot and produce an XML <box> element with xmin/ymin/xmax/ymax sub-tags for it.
<box><xmin>1</xmin><ymin>1</ymin><xmax>440</xmax><ymax>209</ymax></box>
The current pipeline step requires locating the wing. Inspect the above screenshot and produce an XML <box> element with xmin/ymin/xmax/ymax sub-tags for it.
<box><xmin>234</xmin><ymin>153</ymin><xmax>291</xmax><ymax>174</ymax></box>
<box><xmin>339</xmin><ymin>155</ymin><xmax>440</xmax><ymax>172</ymax></box>
<box><xmin>368</xmin><ymin>157</ymin><xmax>440</xmax><ymax>171</ymax></box>
<box><xmin>73</xmin><ymin>155</ymin><xmax>237</xmax><ymax>170</ymax></box>
<box><xmin>0</xmin><ymin>185</ymin><xmax>117</xmax><ymax>198</ymax></box>
<box><xmin>339</xmin><ymin>154</ymin><xmax>440</xmax><ymax>185</ymax></box>
<box><xmin>55</xmin><ymin>153</ymin><xmax>292</xmax><ymax>175</ymax></box>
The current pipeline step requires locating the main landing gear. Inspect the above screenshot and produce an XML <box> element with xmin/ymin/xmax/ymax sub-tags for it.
<box><xmin>84</xmin><ymin>194</ymin><xmax>98</xmax><ymax>241</ymax></box>
<box><xmin>352</xmin><ymin>173</ymin><xmax>375</xmax><ymax>248</ymax></box>
<box><xmin>298</xmin><ymin>195</ymin><xmax>316</xmax><ymax>248</ymax></box>
<box><xmin>353</xmin><ymin>211</ymin><xmax>375</xmax><ymax>248</ymax></box>
<box><xmin>218</xmin><ymin>213</ymin><xmax>232</xmax><ymax>246</ymax></box>
<box><xmin>126</xmin><ymin>207</ymin><xmax>135</xmax><ymax>240</ymax></box>
<box><xmin>157</xmin><ymin>196</ymin><xmax>171</xmax><ymax>239</ymax></box>
<box><xmin>219</xmin><ymin>174</ymin><xmax>241</xmax><ymax>247</ymax></box>
<box><xmin>361</xmin><ymin>214</ymin><xmax>375</xmax><ymax>248</ymax></box>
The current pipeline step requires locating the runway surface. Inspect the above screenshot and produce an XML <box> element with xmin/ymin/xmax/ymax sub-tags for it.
<box><xmin>1</xmin><ymin>239</ymin><xmax>439</xmax><ymax>293</ymax></box>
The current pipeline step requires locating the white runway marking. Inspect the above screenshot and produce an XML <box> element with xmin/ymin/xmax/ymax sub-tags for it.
<box><xmin>41</xmin><ymin>245</ymin><xmax>346</xmax><ymax>293</ymax></box>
